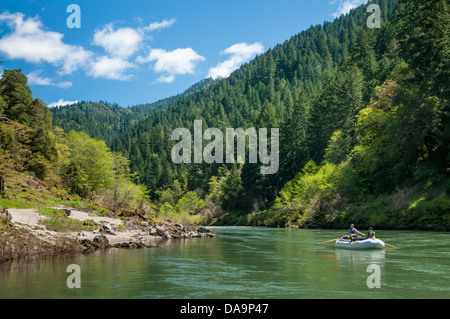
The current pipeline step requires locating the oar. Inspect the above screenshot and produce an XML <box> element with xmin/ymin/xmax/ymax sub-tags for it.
<box><xmin>366</xmin><ymin>233</ymin><xmax>397</xmax><ymax>249</ymax></box>
<box><xmin>358</xmin><ymin>231</ymin><xmax>367</xmax><ymax>237</ymax></box>
<box><xmin>360</xmin><ymin>231</ymin><xmax>397</xmax><ymax>249</ymax></box>
<box><xmin>363</xmin><ymin>231</ymin><xmax>397</xmax><ymax>248</ymax></box>
<box><xmin>316</xmin><ymin>238</ymin><xmax>341</xmax><ymax>245</ymax></box>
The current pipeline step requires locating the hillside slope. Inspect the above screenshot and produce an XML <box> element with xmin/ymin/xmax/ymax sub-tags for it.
<box><xmin>112</xmin><ymin>0</ymin><xmax>398</xmax><ymax>202</ymax></box>
<box><xmin>50</xmin><ymin>78</ymin><xmax>217</xmax><ymax>146</ymax></box>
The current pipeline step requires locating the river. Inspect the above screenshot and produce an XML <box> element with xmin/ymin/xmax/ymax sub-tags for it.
<box><xmin>0</xmin><ymin>227</ymin><xmax>449</xmax><ymax>299</ymax></box>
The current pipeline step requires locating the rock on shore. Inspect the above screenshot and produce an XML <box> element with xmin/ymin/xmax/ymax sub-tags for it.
<box><xmin>77</xmin><ymin>220</ymin><xmax>215</xmax><ymax>252</ymax></box>
<box><xmin>1</xmin><ymin>206</ymin><xmax>215</xmax><ymax>262</ymax></box>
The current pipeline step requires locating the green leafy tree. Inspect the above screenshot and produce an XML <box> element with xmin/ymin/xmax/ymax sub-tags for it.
<box><xmin>220</xmin><ymin>166</ymin><xmax>244</xmax><ymax>211</ymax></box>
<box><xmin>62</xmin><ymin>131</ymin><xmax>115</xmax><ymax>197</ymax></box>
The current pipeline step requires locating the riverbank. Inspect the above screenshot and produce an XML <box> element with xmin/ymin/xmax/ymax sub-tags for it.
<box><xmin>213</xmin><ymin>211</ymin><xmax>449</xmax><ymax>232</ymax></box>
<box><xmin>0</xmin><ymin>206</ymin><xmax>214</xmax><ymax>263</ymax></box>
<box><xmin>211</xmin><ymin>189</ymin><xmax>449</xmax><ymax>232</ymax></box>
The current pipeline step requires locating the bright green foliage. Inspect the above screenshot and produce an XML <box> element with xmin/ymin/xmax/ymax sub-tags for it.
<box><xmin>176</xmin><ymin>191</ymin><xmax>206</xmax><ymax>215</ymax></box>
<box><xmin>59</xmin><ymin>130</ymin><xmax>148</xmax><ymax>208</ymax></box>
<box><xmin>61</xmin><ymin>131</ymin><xmax>115</xmax><ymax>197</ymax></box>
<box><xmin>324</xmin><ymin>130</ymin><xmax>349</xmax><ymax>165</ymax></box>
<box><xmin>219</xmin><ymin>166</ymin><xmax>244</xmax><ymax>211</ymax></box>
<box><xmin>158</xmin><ymin>191</ymin><xmax>206</xmax><ymax>225</ymax></box>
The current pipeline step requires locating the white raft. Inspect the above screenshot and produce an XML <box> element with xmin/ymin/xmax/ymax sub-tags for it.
<box><xmin>335</xmin><ymin>238</ymin><xmax>385</xmax><ymax>250</ymax></box>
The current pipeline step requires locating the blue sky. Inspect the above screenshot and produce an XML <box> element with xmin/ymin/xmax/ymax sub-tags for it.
<box><xmin>0</xmin><ymin>0</ymin><xmax>367</xmax><ymax>108</ymax></box>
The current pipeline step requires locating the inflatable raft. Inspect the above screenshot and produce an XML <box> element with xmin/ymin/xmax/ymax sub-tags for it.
<box><xmin>335</xmin><ymin>238</ymin><xmax>385</xmax><ymax>250</ymax></box>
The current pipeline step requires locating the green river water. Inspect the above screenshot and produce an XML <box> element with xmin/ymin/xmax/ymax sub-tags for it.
<box><xmin>0</xmin><ymin>227</ymin><xmax>449</xmax><ymax>299</ymax></box>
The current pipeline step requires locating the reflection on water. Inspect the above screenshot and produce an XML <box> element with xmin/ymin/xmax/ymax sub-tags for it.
<box><xmin>334</xmin><ymin>249</ymin><xmax>386</xmax><ymax>265</ymax></box>
<box><xmin>0</xmin><ymin>227</ymin><xmax>449</xmax><ymax>299</ymax></box>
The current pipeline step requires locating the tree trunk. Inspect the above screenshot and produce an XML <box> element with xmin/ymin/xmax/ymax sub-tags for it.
<box><xmin>0</xmin><ymin>176</ymin><xmax>5</xmax><ymax>195</ymax></box>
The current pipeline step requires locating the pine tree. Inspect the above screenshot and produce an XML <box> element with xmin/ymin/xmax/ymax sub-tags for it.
<box><xmin>396</xmin><ymin>0</ymin><xmax>450</xmax><ymax>99</ymax></box>
<box><xmin>279</xmin><ymin>90</ymin><xmax>310</xmax><ymax>184</ymax></box>
<box><xmin>308</xmin><ymin>65</ymin><xmax>364</xmax><ymax>163</ymax></box>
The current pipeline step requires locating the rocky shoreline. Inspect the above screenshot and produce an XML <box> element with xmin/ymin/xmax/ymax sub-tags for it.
<box><xmin>0</xmin><ymin>206</ymin><xmax>215</xmax><ymax>263</ymax></box>
<box><xmin>78</xmin><ymin>219</ymin><xmax>215</xmax><ymax>251</ymax></box>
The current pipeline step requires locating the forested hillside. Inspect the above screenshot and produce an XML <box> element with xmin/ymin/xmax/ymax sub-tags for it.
<box><xmin>109</xmin><ymin>0</ymin><xmax>448</xmax><ymax>229</ymax></box>
<box><xmin>52</xmin><ymin>101</ymin><xmax>151</xmax><ymax>146</ymax></box>
<box><xmin>51</xmin><ymin>78</ymin><xmax>217</xmax><ymax>145</ymax></box>
<box><xmin>112</xmin><ymin>0</ymin><xmax>397</xmax><ymax>197</ymax></box>
<box><xmin>0</xmin><ymin>68</ymin><xmax>147</xmax><ymax>212</ymax></box>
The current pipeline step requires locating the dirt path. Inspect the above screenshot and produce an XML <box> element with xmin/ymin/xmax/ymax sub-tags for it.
<box><xmin>5</xmin><ymin>206</ymin><xmax>162</xmax><ymax>247</ymax></box>
<box><xmin>8</xmin><ymin>208</ymin><xmax>47</xmax><ymax>228</ymax></box>
<box><xmin>65</xmin><ymin>209</ymin><xmax>122</xmax><ymax>227</ymax></box>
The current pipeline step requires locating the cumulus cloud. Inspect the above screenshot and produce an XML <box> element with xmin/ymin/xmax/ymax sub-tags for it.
<box><xmin>137</xmin><ymin>48</ymin><xmax>205</xmax><ymax>83</ymax></box>
<box><xmin>0</xmin><ymin>12</ymin><xmax>92</xmax><ymax>74</ymax></box>
<box><xmin>47</xmin><ymin>98</ymin><xmax>79</xmax><ymax>108</ymax></box>
<box><xmin>331</xmin><ymin>0</ymin><xmax>368</xmax><ymax>18</ymax></box>
<box><xmin>27</xmin><ymin>70</ymin><xmax>72</xmax><ymax>88</ymax></box>
<box><xmin>156</xmin><ymin>74</ymin><xmax>176</xmax><ymax>83</ymax></box>
<box><xmin>0</xmin><ymin>12</ymin><xmax>199</xmax><ymax>84</ymax></box>
<box><xmin>92</xmin><ymin>24</ymin><xmax>143</xmax><ymax>59</ymax></box>
<box><xmin>207</xmin><ymin>42</ymin><xmax>264</xmax><ymax>79</ymax></box>
<box><xmin>143</xmin><ymin>18</ymin><xmax>176</xmax><ymax>32</ymax></box>
<box><xmin>88</xmin><ymin>56</ymin><xmax>136</xmax><ymax>80</ymax></box>
<box><xmin>89</xmin><ymin>19</ymin><xmax>179</xmax><ymax>80</ymax></box>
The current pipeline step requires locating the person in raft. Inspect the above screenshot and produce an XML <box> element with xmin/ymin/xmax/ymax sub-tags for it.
<box><xmin>367</xmin><ymin>227</ymin><xmax>376</xmax><ymax>239</ymax></box>
<box><xmin>347</xmin><ymin>224</ymin><xmax>364</xmax><ymax>241</ymax></box>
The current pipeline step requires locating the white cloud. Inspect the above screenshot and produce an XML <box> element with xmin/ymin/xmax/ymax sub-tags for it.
<box><xmin>88</xmin><ymin>56</ymin><xmax>136</xmax><ymax>80</ymax></box>
<box><xmin>0</xmin><ymin>12</ymin><xmax>196</xmax><ymax>84</ymax></box>
<box><xmin>143</xmin><ymin>18</ymin><xmax>176</xmax><ymax>32</ymax></box>
<box><xmin>0</xmin><ymin>12</ymin><xmax>92</xmax><ymax>74</ymax></box>
<box><xmin>331</xmin><ymin>0</ymin><xmax>368</xmax><ymax>18</ymax></box>
<box><xmin>47</xmin><ymin>98</ymin><xmax>78</xmax><ymax>108</ymax></box>
<box><xmin>207</xmin><ymin>42</ymin><xmax>264</xmax><ymax>79</ymax></box>
<box><xmin>137</xmin><ymin>48</ymin><xmax>205</xmax><ymax>83</ymax></box>
<box><xmin>92</xmin><ymin>24</ymin><xmax>143</xmax><ymax>59</ymax></box>
<box><xmin>27</xmin><ymin>70</ymin><xmax>72</xmax><ymax>88</ymax></box>
<box><xmin>156</xmin><ymin>74</ymin><xmax>176</xmax><ymax>83</ymax></box>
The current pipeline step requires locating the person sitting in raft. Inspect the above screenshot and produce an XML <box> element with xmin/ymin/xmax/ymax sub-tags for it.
<box><xmin>367</xmin><ymin>227</ymin><xmax>376</xmax><ymax>239</ymax></box>
<box><xmin>347</xmin><ymin>224</ymin><xmax>364</xmax><ymax>241</ymax></box>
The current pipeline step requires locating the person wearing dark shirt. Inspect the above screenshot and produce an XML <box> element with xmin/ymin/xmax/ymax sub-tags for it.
<box><xmin>348</xmin><ymin>224</ymin><xmax>364</xmax><ymax>240</ymax></box>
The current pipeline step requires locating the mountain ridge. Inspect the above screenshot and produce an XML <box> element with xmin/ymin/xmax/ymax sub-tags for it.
<box><xmin>50</xmin><ymin>77</ymin><xmax>218</xmax><ymax>145</ymax></box>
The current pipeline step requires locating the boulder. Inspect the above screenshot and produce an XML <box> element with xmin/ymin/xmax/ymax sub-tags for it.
<box><xmin>146</xmin><ymin>226</ymin><xmax>158</xmax><ymax>236</ymax></box>
<box><xmin>155</xmin><ymin>225</ymin><xmax>167</xmax><ymax>236</ymax></box>
<box><xmin>0</xmin><ymin>208</ymin><xmax>12</xmax><ymax>224</ymax></box>
<box><xmin>59</xmin><ymin>209</ymin><xmax>71</xmax><ymax>217</ymax></box>
<box><xmin>197</xmin><ymin>226</ymin><xmax>211</xmax><ymax>233</ymax></box>
<box><xmin>93</xmin><ymin>234</ymin><xmax>110</xmax><ymax>248</ymax></box>
<box><xmin>80</xmin><ymin>234</ymin><xmax>110</xmax><ymax>251</ymax></box>
<box><xmin>125</xmin><ymin>218</ymin><xmax>139</xmax><ymax>230</ymax></box>
<box><xmin>100</xmin><ymin>222</ymin><xmax>116</xmax><ymax>235</ymax></box>
<box><xmin>113</xmin><ymin>242</ymin><xmax>146</xmax><ymax>249</ymax></box>
<box><xmin>80</xmin><ymin>239</ymin><xmax>99</xmax><ymax>252</ymax></box>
